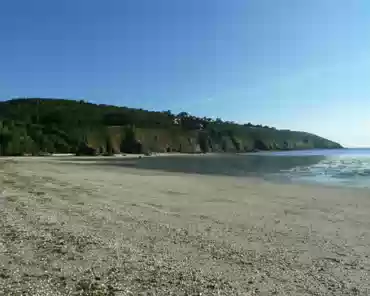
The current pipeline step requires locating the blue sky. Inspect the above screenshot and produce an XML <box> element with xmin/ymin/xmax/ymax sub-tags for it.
<box><xmin>0</xmin><ymin>0</ymin><xmax>369</xmax><ymax>147</ymax></box>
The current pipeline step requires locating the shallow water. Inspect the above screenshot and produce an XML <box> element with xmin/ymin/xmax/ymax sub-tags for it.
<box><xmin>140</xmin><ymin>149</ymin><xmax>370</xmax><ymax>188</ymax></box>
<box><xmin>266</xmin><ymin>148</ymin><xmax>370</xmax><ymax>188</ymax></box>
<box><xmin>69</xmin><ymin>148</ymin><xmax>370</xmax><ymax>188</ymax></box>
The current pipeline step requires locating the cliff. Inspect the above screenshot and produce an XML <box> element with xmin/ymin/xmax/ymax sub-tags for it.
<box><xmin>0</xmin><ymin>98</ymin><xmax>342</xmax><ymax>156</ymax></box>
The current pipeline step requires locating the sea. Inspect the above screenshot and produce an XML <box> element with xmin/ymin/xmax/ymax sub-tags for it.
<box><xmin>129</xmin><ymin>148</ymin><xmax>370</xmax><ymax>189</ymax></box>
<box><xmin>73</xmin><ymin>148</ymin><xmax>370</xmax><ymax>189</ymax></box>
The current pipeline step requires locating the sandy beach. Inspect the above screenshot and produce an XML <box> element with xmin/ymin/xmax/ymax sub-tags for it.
<box><xmin>0</xmin><ymin>157</ymin><xmax>369</xmax><ymax>295</ymax></box>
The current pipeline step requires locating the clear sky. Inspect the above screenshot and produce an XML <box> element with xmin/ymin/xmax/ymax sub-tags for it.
<box><xmin>0</xmin><ymin>0</ymin><xmax>369</xmax><ymax>147</ymax></box>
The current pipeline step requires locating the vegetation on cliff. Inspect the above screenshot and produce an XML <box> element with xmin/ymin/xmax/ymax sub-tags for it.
<box><xmin>0</xmin><ymin>98</ymin><xmax>342</xmax><ymax>156</ymax></box>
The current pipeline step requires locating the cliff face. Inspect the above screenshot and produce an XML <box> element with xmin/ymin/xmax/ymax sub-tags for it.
<box><xmin>81</xmin><ymin>126</ymin><xmax>341</xmax><ymax>155</ymax></box>
<box><xmin>0</xmin><ymin>98</ymin><xmax>342</xmax><ymax>156</ymax></box>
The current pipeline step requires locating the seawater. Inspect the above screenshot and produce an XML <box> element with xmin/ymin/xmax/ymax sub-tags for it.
<box><xmin>265</xmin><ymin>148</ymin><xmax>370</xmax><ymax>188</ymax></box>
<box><xmin>136</xmin><ymin>149</ymin><xmax>370</xmax><ymax>188</ymax></box>
<box><xmin>69</xmin><ymin>148</ymin><xmax>370</xmax><ymax>188</ymax></box>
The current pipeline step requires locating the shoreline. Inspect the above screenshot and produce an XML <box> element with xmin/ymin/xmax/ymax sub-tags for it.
<box><xmin>2</xmin><ymin>145</ymin><xmax>348</xmax><ymax>160</ymax></box>
<box><xmin>3</xmin><ymin>154</ymin><xmax>370</xmax><ymax>191</ymax></box>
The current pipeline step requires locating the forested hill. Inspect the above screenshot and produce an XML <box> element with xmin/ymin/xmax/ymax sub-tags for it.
<box><xmin>0</xmin><ymin>98</ymin><xmax>342</xmax><ymax>156</ymax></box>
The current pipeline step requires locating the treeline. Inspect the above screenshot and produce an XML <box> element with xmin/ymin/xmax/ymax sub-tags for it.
<box><xmin>0</xmin><ymin>98</ymin><xmax>342</xmax><ymax>156</ymax></box>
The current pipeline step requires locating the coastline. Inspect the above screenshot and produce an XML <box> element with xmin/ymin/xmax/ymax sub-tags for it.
<box><xmin>0</xmin><ymin>157</ymin><xmax>369</xmax><ymax>294</ymax></box>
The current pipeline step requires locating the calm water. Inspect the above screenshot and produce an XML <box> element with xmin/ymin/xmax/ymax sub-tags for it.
<box><xmin>72</xmin><ymin>148</ymin><xmax>370</xmax><ymax>188</ymax></box>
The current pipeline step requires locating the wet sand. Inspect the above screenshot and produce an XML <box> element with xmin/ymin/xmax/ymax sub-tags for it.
<box><xmin>0</xmin><ymin>157</ymin><xmax>369</xmax><ymax>295</ymax></box>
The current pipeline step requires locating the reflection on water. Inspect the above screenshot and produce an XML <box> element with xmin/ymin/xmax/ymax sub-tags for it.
<box><xmin>64</xmin><ymin>149</ymin><xmax>370</xmax><ymax>188</ymax></box>
<box><xmin>132</xmin><ymin>154</ymin><xmax>326</xmax><ymax>177</ymax></box>
<box><xmin>66</xmin><ymin>153</ymin><xmax>324</xmax><ymax>177</ymax></box>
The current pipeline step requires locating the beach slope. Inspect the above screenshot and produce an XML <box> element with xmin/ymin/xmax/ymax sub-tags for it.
<box><xmin>0</xmin><ymin>157</ymin><xmax>369</xmax><ymax>295</ymax></box>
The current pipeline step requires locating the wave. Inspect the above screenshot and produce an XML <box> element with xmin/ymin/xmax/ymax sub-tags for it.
<box><xmin>278</xmin><ymin>155</ymin><xmax>370</xmax><ymax>187</ymax></box>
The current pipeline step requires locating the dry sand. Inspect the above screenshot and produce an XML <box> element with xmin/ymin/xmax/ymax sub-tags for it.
<box><xmin>0</xmin><ymin>157</ymin><xmax>369</xmax><ymax>295</ymax></box>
